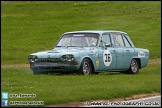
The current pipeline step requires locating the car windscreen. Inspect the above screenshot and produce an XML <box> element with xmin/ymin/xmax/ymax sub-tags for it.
<box><xmin>56</xmin><ymin>33</ymin><xmax>99</xmax><ymax>47</ymax></box>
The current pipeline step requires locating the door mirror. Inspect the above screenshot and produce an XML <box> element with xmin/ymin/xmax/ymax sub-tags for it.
<box><xmin>105</xmin><ymin>43</ymin><xmax>110</xmax><ymax>47</ymax></box>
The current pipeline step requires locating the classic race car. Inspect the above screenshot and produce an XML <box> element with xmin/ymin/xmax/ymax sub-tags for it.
<box><xmin>28</xmin><ymin>30</ymin><xmax>149</xmax><ymax>75</ymax></box>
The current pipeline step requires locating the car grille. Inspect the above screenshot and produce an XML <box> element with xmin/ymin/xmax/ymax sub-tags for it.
<box><xmin>41</xmin><ymin>58</ymin><xmax>61</xmax><ymax>62</ymax></box>
<box><xmin>33</xmin><ymin>62</ymin><xmax>70</xmax><ymax>66</ymax></box>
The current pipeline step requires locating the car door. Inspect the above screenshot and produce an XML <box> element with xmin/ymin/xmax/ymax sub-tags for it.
<box><xmin>111</xmin><ymin>33</ymin><xmax>134</xmax><ymax>69</ymax></box>
<box><xmin>98</xmin><ymin>33</ymin><xmax>116</xmax><ymax>71</ymax></box>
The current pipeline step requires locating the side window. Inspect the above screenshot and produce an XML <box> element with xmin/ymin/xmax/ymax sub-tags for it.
<box><xmin>123</xmin><ymin>36</ymin><xmax>132</xmax><ymax>47</ymax></box>
<box><xmin>112</xmin><ymin>34</ymin><xmax>124</xmax><ymax>47</ymax></box>
<box><xmin>102</xmin><ymin>34</ymin><xmax>111</xmax><ymax>46</ymax></box>
<box><xmin>89</xmin><ymin>37</ymin><xmax>98</xmax><ymax>46</ymax></box>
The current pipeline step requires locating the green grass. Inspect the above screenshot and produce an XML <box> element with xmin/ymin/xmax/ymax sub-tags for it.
<box><xmin>1</xmin><ymin>1</ymin><xmax>161</xmax><ymax>65</ymax></box>
<box><xmin>1</xmin><ymin>1</ymin><xmax>161</xmax><ymax>107</ymax></box>
<box><xmin>1</xmin><ymin>63</ymin><xmax>161</xmax><ymax>106</ymax></box>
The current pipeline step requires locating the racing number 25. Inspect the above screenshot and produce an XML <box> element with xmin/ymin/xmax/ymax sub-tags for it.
<box><xmin>105</xmin><ymin>53</ymin><xmax>111</xmax><ymax>62</ymax></box>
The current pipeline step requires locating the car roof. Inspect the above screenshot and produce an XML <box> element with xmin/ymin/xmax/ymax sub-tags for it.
<box><xmin>63</xmin><ymin>30</ymin><xmax>127</xmax><ymax>35</ymax></box>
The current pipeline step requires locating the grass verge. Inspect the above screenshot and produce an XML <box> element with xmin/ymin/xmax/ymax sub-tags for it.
<box><xmin>1</xmin><ymin>62</ymin><xmax>161</xmax><ymax>106</ymax></box>
<box><xmin>1</xmin><ymin>1</ymin><xmax>161</xmax><ymax>65</ymax></box>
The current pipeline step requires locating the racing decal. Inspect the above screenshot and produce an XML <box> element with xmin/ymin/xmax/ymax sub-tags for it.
<box><xmin>103</xmin><ymin>50</ymin><xmax>112</xmax><ymax>66</ymax></box>
<box><xmin>90</xmin><ymin>48</ymin><xmax>95</xmax><ymax>53</ymax></box>
<box><xmin>138</xmin><ymin>51</ymin><xmax>145</xmax><ymax>57</ymax></box>
<box><xmin>73</xmin><ymin>34</ymin><xmax>85</xmax><ymax>36</ymax></box>
<box><xmin>96</xmin><ymin>60</ymin><xmax>99</xmax><ymax>66</ymax></box>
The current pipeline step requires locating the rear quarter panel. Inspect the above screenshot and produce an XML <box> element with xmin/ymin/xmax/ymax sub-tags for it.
<box><xmin>133</xmin><ymin>48</ymin><xmax>149</xmax><ymax>68</ymax></box>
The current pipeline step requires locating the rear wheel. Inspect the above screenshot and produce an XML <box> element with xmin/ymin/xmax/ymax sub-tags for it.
<box><xmin>78</xmin><ymin>59</ymin><xmax>93</xmax><ymax>75</ymax></box>
<box><xmin>126</xmin><ymin>59</ymin><xmax>139</xmax><ymax>74</ymax></box>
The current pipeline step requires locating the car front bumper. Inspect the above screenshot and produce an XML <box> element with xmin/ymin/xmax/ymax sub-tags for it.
<box><xmin>30</xmin><ymin>62</ymin><xmax>79</xmax><ymax>73</ymax></box>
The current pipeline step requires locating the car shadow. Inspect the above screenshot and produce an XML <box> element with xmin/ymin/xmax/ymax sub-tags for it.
<box><xmin>47</xmin><ymin>72</ymin><xmax>126</xmax><ymax>76</ymax></box>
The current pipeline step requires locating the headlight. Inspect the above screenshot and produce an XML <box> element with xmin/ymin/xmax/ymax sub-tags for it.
<box><xmin>28</xmin><ymin>55</ymin><xmax>38</xmax><ymax>62</ymax></box>
<box><xmin>61</xmin><ymin>54</ymin><xmax>74</xmax><ymax>61</ymax></box>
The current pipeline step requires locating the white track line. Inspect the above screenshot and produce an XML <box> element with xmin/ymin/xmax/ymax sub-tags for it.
<box><xmin>127</xmin><ymin>95</ymin><xmax>161</xmax><ymax>102</ymax></box>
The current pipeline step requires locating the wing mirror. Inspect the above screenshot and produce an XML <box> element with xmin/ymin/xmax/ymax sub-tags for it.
<box><xmin>105</xmin><ymin>44</ymin><xmax>110</xmax><ymax>47</ymax></box>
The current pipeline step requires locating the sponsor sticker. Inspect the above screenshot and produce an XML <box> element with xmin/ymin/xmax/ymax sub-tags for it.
<box><xmin>96</xmin><ymin>60</ymin><xmax>99</xmax><ymax>66</ymax></box>
<box><xmin>90</xmin><ymin>48</ymin><xmax>95</xmax><ymax>53</ymax></box>
<box><xmin>138</xmin><ymin>51</ymin><xmax>145</xmax><ymax>57</ymax></box>
<box><xmin>73</xmin><ymin>34</ymin><xmax>85</xmax><ymax>36</ymax></box>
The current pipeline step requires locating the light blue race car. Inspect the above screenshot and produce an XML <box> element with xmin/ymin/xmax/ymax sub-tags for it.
<box><xmin>28</xmin><ymin>30</ymin><xmax>149</xmax><ymax>75</ymax></box>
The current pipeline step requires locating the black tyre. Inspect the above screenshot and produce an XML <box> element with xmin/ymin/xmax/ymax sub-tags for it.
<box><xmin>78</xmin><ymin>59</ymin><xmax>93</xmax><ymax>75</ymax></box>
<box><xmin>127</xmin><ymin>59</ymin><xmax>139</xmax><ymax>74</ymax></box>
<box><xmin>94</xmin><ymin>72</ymin><xmax>99</xmax><ymax>74</ymax></box>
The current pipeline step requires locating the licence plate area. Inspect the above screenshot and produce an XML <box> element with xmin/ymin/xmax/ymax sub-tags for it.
<box><xmin>33</xmin><ymin>62</ymin><xmax>70</xmax><ymax>66</ymax></box>
<box><xmin>37</xmin><ymin>66</ymin><xmax>65</xmax><ymax>70</ymax></box>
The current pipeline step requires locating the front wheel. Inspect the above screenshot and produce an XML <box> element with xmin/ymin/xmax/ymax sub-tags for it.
<box><xmin>126</xmin><ymin>59</ymin><xmax>139</xmax><ymax>74</ymax></box>
<box><xmin>78</xmin><ymin>59</ymin><xmax>93</xmax><ymax>75</ymax></box>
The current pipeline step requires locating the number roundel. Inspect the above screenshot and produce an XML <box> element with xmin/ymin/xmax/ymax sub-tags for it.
<box><xmin>103</xmin><ymin>50</ymin><xmax>112</xmax><ymax>66</ymax></box>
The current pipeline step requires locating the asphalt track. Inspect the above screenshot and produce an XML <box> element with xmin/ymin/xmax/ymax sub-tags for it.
<box><xmin>84</xmin><ymin>95</ymin><xmax>161</xmax><ymax>107</ymax></box>
<box><xmin>127</xmin><ymin>95</ymin><xmax>161</xmax><ymax>107</ymax></box>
